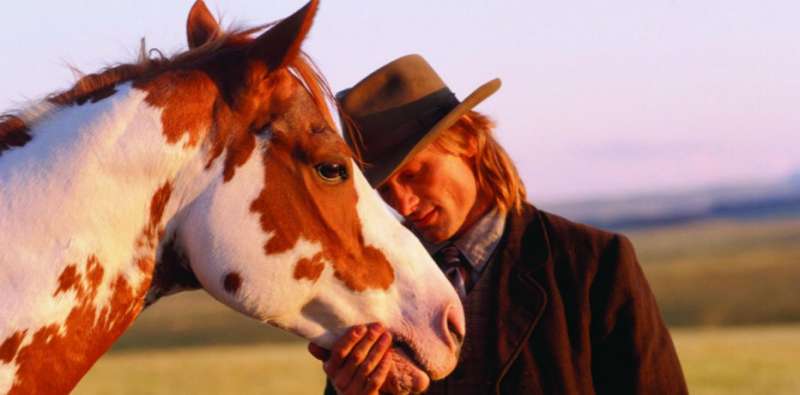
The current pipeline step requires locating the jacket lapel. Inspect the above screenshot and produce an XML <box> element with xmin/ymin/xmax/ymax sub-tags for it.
<box><xmin>493</xmin><ymin>205</ymin><xmax>550</xmax><ymax>387</ymax></box>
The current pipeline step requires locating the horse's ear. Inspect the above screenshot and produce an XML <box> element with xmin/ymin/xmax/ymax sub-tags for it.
<box><xmin>248</xmin><ymin>0</ymin><xmax>319</xmax><ymax>70</ymax></box>
<box><xmin>187</xmin><ymin>0</ymin><xmax>220</xmax><ymax>49</ymax></box>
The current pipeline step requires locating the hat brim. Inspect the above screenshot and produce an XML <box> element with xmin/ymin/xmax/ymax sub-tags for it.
<box><xmin>370</xmin><ymin>78</ymin><xmax>502</xmax><ymax>187</ymax></box>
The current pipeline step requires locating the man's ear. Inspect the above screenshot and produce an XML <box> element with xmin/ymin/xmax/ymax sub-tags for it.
<box><xmin>187</xmin><ymin>0</ymin><xmax>221</xmax><ymax>49</ymax></box>
<box><xmin>462</xmin><ymin>133</ymin><xmax>479</xmax><ymax>159</ymax></box>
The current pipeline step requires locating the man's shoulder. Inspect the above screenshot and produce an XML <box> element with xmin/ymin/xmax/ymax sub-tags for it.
<box><xmin>515</xmin><ymin>204</ymin><xmax>632</xmax><ymax>269</ymax></box>
<box><xmin>519</xmin><ymin>205</ymin><xmax>620</xmax><ymax>248</ymax></box>
<box><xmin>538</xmin><ymin>209</ymin><xmax>617</xmax><ymax>243</ymax></box>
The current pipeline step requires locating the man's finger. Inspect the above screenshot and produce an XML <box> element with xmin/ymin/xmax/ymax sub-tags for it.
<box><xmin>364</xmin><ymin>352</ymin><xmax>393</xmax><ymax>394</ymax></box>
<box><xmin>348</xmin><ymin>330</ymin><xmax>392</xmax><ymax>392</ymax></box>
<box><xmin>307</xmin><ymin>343</ymin><xmax>330</xmax><ymax>361</ymax></box>
<box><xmin>345</xmin><ymin>323</ymin><xmax>386</xmax><ymax>368</ymax></box>
<box><xmin>331</xmin><ymin>323</ymin><xmax>385</xmax><ymax>391</ymax></box>
<box><xmin>324</xmin><ymin>325</ymin><xmax>367</xmax><ymax>374</ymax></box>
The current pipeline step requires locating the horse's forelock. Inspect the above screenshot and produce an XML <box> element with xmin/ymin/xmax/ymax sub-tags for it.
<box><xmin>286</xmin><ymin>53</ymin><xmax>367</xmax><ymax>171</ymax></box>
<box><xmin>288</xmin><ymin>54</ymin><xmax>336</xmax><ymax>131</ymax></box>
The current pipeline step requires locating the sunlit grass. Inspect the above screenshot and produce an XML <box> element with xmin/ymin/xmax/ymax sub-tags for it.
<box><xmin>75</xmin><ymin>325</ymin><xmax>800</xmax><ymax>395</ymax></box>
<box><xmin>630</xmin><ymin>218</ymin><xmax>800</xmax><ymax>326</ymax></box>
<box><xmin>74</xmin><ymin>343</ymin><xmax>325</xmax><ymax>395</ymax></box>
<box><xmin>672</xmin><ymin>325</ymin><xmax>800</xmax><ymax>395</ymax></box>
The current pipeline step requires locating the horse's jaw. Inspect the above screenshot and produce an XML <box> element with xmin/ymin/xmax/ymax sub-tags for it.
<box><xmin>265</xmin><ymin>279</ymin><xmax>460</xmax><ymax>394</ymax></box>
<box><xmin>257</xmin><ymin>247</ymin><xmax>464</xmax><ymax>394</ymax></box>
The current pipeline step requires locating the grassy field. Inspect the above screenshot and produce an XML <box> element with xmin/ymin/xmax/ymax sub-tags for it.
<box><xmin>75</xmin><ymin>325</ymin><xmax>800</xmax><ymax>395</ymax></box>
<box><xmin>71</xmin><ymin>217</ymin><xmax>800</xmax><ymax>394</ymax></box>
<box><xmin>75</xmin><ymin>343</ymin><xmax>326</xmax><ymax>395</ymax></box>
<box><xmin>630</xmin><ymin>218</ymin><xmax>800</xmax><ymax>326</ymax></box>
<box><xmin>672</xmin><ymin>325</ymin><xmax>800</xmax><ymax>395</ymax></box>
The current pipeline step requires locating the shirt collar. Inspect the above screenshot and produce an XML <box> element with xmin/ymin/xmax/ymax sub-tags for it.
<box><xmin>427</xmin><ymin>207</ymin><xmax>506</xmax><ymax>274</ymax></box>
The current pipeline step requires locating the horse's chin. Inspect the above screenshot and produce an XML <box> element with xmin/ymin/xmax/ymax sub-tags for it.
<box><xmin>383</xmin><ymin>347</ymin><xmax>431</xmax><ymax>395</ymax></box>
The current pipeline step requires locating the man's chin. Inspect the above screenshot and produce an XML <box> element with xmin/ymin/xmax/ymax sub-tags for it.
<box><xmin>412</xmin><ymin>225</ymin><xmax>452</xmax><ymax>245</ymax></box>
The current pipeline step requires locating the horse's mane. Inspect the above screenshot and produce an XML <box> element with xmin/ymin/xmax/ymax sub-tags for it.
<box><xmin>0</xmin><ymin>23</ymin><xmax>342</xmax><ymax>151</ymax></box>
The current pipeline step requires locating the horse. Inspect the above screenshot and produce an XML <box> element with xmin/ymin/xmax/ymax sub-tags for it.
<box><xmin>0</xmin><ymin>1</ymin><xmax>465</xmax><ymax>393</ymax></box>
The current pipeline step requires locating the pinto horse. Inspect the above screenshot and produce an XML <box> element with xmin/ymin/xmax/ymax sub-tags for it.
<box><xmin>0</xmin><ymin>1</ymin><xmax>464</xmax><ymax>393</ymax></box>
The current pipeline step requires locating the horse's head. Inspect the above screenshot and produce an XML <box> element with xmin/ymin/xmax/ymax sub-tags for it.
<box><xmin>152</xmin><ymin>1</ymin><xmax>465</xmax><ymax>390</ymax></box>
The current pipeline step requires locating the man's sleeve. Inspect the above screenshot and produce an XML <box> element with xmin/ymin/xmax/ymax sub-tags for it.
<box><xmin>589</xmin><ymin>234</ymin><xmax>688</xmax><ymax>394</ymax></box>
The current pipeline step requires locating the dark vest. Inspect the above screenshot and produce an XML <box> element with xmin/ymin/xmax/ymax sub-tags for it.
<box><xmin>425</xmin><ymin>254</ymin><xmax>497</xmax><ymax>395</ymax></box>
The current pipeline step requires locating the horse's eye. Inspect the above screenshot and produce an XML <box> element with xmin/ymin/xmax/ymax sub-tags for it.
<box><xmin>315</xmin><ymin>162</ymin><xmax>348</xmax><ymax>183</ymax></box>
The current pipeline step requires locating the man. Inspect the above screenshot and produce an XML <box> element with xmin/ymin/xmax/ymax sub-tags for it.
<box><xmin>308</xmin><ymin>54</ymin><xmax>688</xmax><ymax>394</ymax></box>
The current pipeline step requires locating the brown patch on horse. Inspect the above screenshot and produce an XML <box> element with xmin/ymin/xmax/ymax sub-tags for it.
<box><xmin>294</xmin><ymin>252</ymin><xmax>325</xmax><ymax>282</ymax></box>
<box><xmin>136</xmin><ymin>181</ymin><xmax>205</xmax><ymax>307</ymax></box>
<box><xmin>132</xmin><ymin>51</ymin><xmax>265</xmax><ymax>182</ymax></box>
<box><xmin>0</xmin><ymin>115</ymin><xmax>32</xmax><ymax>157</ymax></box>
<box><xmin>0</xmin><ymin>330</ymin><xmax>26</xmax><ymax>363</ymax></box>
<box><xmin>134</xmin><ymin>71</ymin><xmax>217</xmax><ymax>148</ymax></box>
<box><xmin>249</xmin><ymin>80</ymin><xmax>394</xmax><ymax>292</ymax></box>
<box><xmin>149</xmin><ymin>182</ymin><xmax>172</xmax><ymax>226</ymax></box>
<box><xmin>220</xmin><ymin>127</ymin><xmax>257</xmax><ymax>182</ymax></box>
<box><xmin>223</xmin><ymin>272</ymin><xmax>242</xmax><ymax>294</ymax></box>
<box><xmin>7</xmin><ymin>255</ymin><xmax>151</xmax><ymax>394</ymax></box>
<box><xmin>4</xmin><ymin>183</ymin><xmax>170</xmax><ymax>391</ymax></box>
<box><xmin>135</xmin><ymin>181</ymin><xmax>173</xmax><ymax>251</ymax></box>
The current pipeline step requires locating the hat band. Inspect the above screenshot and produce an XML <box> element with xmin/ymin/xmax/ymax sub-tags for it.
<box><xmin>355</xmin><ymin>88</ymin><xmax>459</xmax><ymax>162</ymax></box>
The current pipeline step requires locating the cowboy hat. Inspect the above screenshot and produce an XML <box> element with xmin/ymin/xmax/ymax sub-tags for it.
<box><xmin>338</xmin><ymin>54</ymin><xmax>501</xmax><ymax>187</ymax></box>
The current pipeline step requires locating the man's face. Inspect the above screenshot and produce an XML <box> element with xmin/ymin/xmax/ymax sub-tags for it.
<box><xmin>378</xmin><ymin>142</ymin><xmax>480</xmax><ymax>244</ymax></box>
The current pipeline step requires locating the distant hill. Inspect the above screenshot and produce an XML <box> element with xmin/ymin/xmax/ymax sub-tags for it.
<box><xmin>544</xmin><ymin>174</ymin><xmax>800</xmax><ymax>231</ymax></box>
<box><xmin>790</xmin><ymin>170</ymin><xmax>800</xmax><ymax>187</ymax></box>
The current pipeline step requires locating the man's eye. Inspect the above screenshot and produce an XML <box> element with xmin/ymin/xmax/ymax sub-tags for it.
<box><xmin>315</xmin><ymin>163</ymin><xmax>348</xmax><ymax>183</ymax></box>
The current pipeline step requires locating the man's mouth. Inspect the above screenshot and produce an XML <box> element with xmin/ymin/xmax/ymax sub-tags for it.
<box><xmin>411</xmin><ymin>208</ymin><xmax>437</xmax><ymax>229</ymax></box>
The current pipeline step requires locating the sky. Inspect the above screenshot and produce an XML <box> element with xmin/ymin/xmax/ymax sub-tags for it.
<box><xmin>2</xmin><ymin>0</ymin><xmax>798</xmax><ymax>203</ymax></box>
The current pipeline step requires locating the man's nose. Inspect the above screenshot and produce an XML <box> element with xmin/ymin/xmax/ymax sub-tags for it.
<box><xmin>387</xmin><ymin>184</ymin><xmax>418</xmax><ymax>217</ymax></box>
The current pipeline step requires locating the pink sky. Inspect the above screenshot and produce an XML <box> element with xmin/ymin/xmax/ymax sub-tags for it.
<box><xmin>2</xmin><ymin>0</ymin><xmax>798</xmax><ymax>203</ymax></box>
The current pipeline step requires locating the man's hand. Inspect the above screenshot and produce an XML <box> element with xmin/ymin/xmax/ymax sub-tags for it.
<box><xmin>308</xmin><ymin>323</ymin><xmax>394</xmax><ymax>395</ymax></box>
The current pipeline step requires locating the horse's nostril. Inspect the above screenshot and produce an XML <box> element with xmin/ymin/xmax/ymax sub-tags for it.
<box><xmin>448</xmin><ymin>320</ymin><xmax>464</xmax><ymax>346</ymax></box>
<box><xmin>444</xmin><ymin>303</ymin><xmax>466</xmax><ymax>348</ymax></box>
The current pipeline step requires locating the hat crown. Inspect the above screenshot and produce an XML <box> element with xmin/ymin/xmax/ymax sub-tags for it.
<box><xmin>341</xmin><ymin>54</ymin><xmax>449</xmax><ymax>117</ymax></box>
<box><xmin>337</xmin><ymin>54</ymin><xmax>500</xmax><ymax>187</ymax></box>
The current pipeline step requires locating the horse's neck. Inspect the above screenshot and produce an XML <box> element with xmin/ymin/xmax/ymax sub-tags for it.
<box><xmin>0</xmin><ymin>82</ymin><xmax>209</xmax><ymax>394</ymax></box>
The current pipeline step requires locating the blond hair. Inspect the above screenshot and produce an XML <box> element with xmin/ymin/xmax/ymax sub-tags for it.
<box><xmin>432</xmin><ymin>110</ymin><xmax>527</xmax><ymax>214</ymax></box>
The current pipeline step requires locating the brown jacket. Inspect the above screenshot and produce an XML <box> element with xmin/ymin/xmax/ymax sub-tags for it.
<box><xmin>326</xmin><ymin>204</ymin><xmax>688</xmax><ymax>394</ymax></box>
<box><xmin>489</xmin><ymin>204</ymin><xmax>687</xmax><ymax>394</ymax></box>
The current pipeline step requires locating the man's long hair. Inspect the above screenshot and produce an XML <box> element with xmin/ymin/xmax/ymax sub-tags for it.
<box><xmin>432</xmin><ymin>110</ymin><xmax>527</xmax><ymax>214</ymax></box>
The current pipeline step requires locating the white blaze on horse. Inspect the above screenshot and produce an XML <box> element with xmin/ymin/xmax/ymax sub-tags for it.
<box><xmin>0</xmin><ymin>1</ymin><xmax>464</xmax><ymax>393</ymax></box>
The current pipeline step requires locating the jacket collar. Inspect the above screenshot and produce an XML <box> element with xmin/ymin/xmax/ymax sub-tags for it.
<box><xmin>493</xmin><ymin>204</ymin><xmax>550</xmax><ymax>388</ymax></box>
